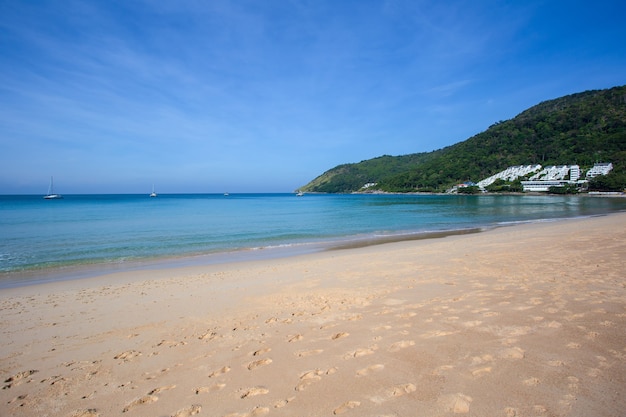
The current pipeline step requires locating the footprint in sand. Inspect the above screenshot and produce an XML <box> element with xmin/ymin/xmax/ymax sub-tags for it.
<box><xmin>333</xmin><ymin>400</ymin><xmax>360</xmax><ymax>415</ymax></box>
<box><xmin>388</xmin><ymin>383</ymin><xmax>416</xmax><ymax>397</ymax></box>
<box><xmin>356</xmin><ymin>364</ymin><xmax>385</xmax><ymax>376</ymax></box>
<box><xmin>295</xmin><ymin>368</ymin><xmax>337</xmax><ymax>391</ymax></box>
<box><xmin>225</xmin><ymin>406</ymin><xmax>269</xmax><ymax>417</ymax></box>
<box><xmin>252</xmin><ymin>347</ymin><xmax>271</xmax><ymax>356</ymax></box>
<box><xmin>273</xmin><ymin>397</ymin><xmax>296</xmax><ymax>408</ymax></box>
<box><xmin>433</xmin><ymin>365</ymin><xmax>454</xmax><ymax>375</ymax></box>
<box><xmin>288</xmin><ymin>334</ymin><xmax>303</xmax><ymax>342</ymax></box>
<box><xmin>332</xmin><ymin>332</ymin><xmax>350</xmax><ymax>340</ymax></box>
<box><xmin>295</xmin><ymin>349</ymin><xmax>324</xmax><ymax>357</ymax></box>
<box><xmin>247</xmin><ymin>358</ymin><xmax>272</xmax><ymax>370</ymax></box>
<box><xmin>171</xmin><ymin>405</ymin><xmax>202</xmax><ymax>417</ymax></box>
<box><xmin>114</xmin><ymin>350</ymin><xmax>141</xmax><ymax>362</ymax></box>
<box><xmin>471</xmin><ymin>367</ymin><xmax>492</xmax><ymax>377</ymax></box>
<box><xmin>143</xmin><ymin>367</ymin><xmax>170</xmax><ymax>380</ymax></box>
<box><xmin>122</xmin><ymin>395</ymin><xmax>158</xmax><ymax>412</ymax></box>
<box><xmin>295</xmin><ymin>369</ymin><xmax>323</xmax><ymax>391</ymax></box>
<box><xmin>388</xmin><ymin>340</ymin><xmax>415</xmax><ymax>352</ymax></box>
<box><xmin>240</xmin><ymin>386</ymin><xmax>269</xmax><ymax>398</ymax></box>
<box><xmin>3</xmin><ymin>369</ymin><xmax>38</xmax><ymax>389</ymax></box>
<box><xmin>250</xmin><ymin>407</ymin><xmax>270</xmax><ymax>416</ymax></box>
<box><xmin>440</xmin><ymin>393</ymin><xmax>473</xmax><ymax>414</ymax></box>
<box><xmin>156</xmin><ymin>339</ymin><xmax>186</xmax><ymax>348</ymax></box>
<box><xmin>148</xmin><ymin>385</ymin><xmax>176</xmax><ymax>395</ymax></box>
<box><xmin>344</xmin><ymin>345</ymin><xmax>378</xmax><ymax>359</ymax></box>
<box><xmin>208</xmin><ymin>366</ymin><xmax>231</xmax><ymax>378</ymax></box>
<box><xmin>504</xmin><ymin>406</ymin><xmax>518</xmax><ymax>417</ymax></box>
<box><xmin>198</xmin><ymin>330</ymin><xmax>218</xmax><ymax>340</ymax></box>
<box><xmin>568</xmin><ymin>376</ymin><xmax>580</xmax><ymax>390</ymax></box>
<box><xmin>70</xmin><ymin>410</ymin><xmax>99</xmax><ymax>417</ymax></box>
<box><xmin>196</xmin><ymin>384</ymin><xmax>225</xmax><ymax>394</ymax></box>
<box><xmin>420</xmin><ymin>330</ymin><xmax>457</xmax><ymax>338</ymax></box>
<box><xmin>8</xmin><ymin>394</ymin><xmax>28</xmax><ymax>405</ymax></box>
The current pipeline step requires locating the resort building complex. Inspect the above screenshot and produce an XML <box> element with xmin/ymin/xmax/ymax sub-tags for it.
<box><xmin>474</xmin><ymin>163</ymin><xmax>613</xmax><ymax>192</ymax></box>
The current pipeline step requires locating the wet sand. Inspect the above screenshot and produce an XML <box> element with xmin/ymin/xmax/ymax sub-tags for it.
<box><xmin>1</xmin><ymin>213</ymin><xmax>625</xmax><ymax>416</ymax></box>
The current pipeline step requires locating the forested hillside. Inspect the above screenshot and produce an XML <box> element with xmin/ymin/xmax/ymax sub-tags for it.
<box><xmin>299</xmin><ymin>85</ymin><xmax>626</xmax><ymax>193</ymax></box>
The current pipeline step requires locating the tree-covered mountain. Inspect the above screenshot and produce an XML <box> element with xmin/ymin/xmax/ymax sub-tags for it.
<box><xmin>299</xmin><ymin>85</ymin><xmax>626</xmax><ymax>193</ymax></box>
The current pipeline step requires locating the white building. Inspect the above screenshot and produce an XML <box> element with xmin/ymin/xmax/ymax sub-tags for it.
<box><xmin>529</xmin><ymin>165</ymin><xmax>580</xmax><ymax>181</ymax></box>
<box><xmin>586</xmin><ymin>163</ymin><xmax>613</xmax><ymax>179</ymax></box>
<box><xmin>477</xmin><ymin>165</ymin><xmax>542</xmax><ymax>189</ymax></box>
<box><xmin>520</xmin><ymin>180</ymin><xmax>569</xmax><ymax>192</ymax></box>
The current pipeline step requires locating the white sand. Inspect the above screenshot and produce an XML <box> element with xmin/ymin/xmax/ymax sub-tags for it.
<box><xmin>1</xmin><ymin>213</ymin><xmax>625</xmax><ymax>417</ymax></box>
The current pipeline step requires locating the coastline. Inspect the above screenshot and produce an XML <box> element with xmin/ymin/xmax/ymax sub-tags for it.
<box><xmin>2</xmin><ymin>210</ymin><xmax>620</xmax><ymax>290</ymax></box>
<box><xmin>0</xmin><ymin>226</ymin><xmax>490</xmax><ymax>290</ymax></box>
<box><xmin>3</xmin><ymin>193</ymin><xmax>626</xmax><ymax>288</ymax></box>
<box><xmin>1</xmin><ymin>213</ymin><xmax>625</xmax><ymax>416</ymax></box>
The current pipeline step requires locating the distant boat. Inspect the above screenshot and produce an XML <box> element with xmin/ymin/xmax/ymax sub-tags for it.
<box><xmin>224</xmin><ymin>192</ymin><xmax>229</xmax><ymax>196</ymax></box>
<box><xmin>150</xmin><ymin>184</ymin><xmax>157</xmax><ymax>197</ymax></box>
<box><xmin>43</xmin><ymin>176</ymin><xmax>62</xmax><ymax>199</ymax></box>
<box><xmin>296</xmin><ymin>190</ymin><xmax>304</xmax><ymax>196</ymax></box>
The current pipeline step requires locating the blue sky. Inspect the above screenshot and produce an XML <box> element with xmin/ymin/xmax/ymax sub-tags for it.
<box><xmin>1</xmin><ymin>0</ymin><xmax>625</xmax><ymax>194</ymax></box>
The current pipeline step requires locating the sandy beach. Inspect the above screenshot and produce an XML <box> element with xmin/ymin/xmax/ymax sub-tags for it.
<box><xmin>1</xmin><ymin>213</ymin><xmax>625</xmax><ymax>417</ymax></box>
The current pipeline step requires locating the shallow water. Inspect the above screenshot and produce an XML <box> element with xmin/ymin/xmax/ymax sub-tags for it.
<box><xmin>1</xmin><ymin>193</ymin><xmax>625</xmax><ymax>287</ymax></box>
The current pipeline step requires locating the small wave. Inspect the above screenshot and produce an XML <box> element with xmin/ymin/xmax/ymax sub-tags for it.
<box><xmin>326</xmin><ymin>228</ymin><xmax>483</xmax><ymax>251</ymax></box>
<box><xmin>496</xmin><ymin>214</ymin><xmax>601</xmax><ymax>227</ymax></box>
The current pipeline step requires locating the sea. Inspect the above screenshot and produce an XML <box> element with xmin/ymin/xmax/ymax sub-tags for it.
<box><xmin>1</xmin><ymin>193</ymin><xmax>625</xmax><ymax>288</ymax></box>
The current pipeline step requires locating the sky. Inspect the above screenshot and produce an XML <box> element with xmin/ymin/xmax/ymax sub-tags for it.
<box><xmin>1</xmin><ymin>0</ymin><xmax>625</xmax><ymax>194</ymax></box>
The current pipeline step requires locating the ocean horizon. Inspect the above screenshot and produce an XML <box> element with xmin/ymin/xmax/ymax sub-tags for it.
<box><xmin>2</xmin><ymin>193</ymin><xmax>625</xmax><ymax>288</ymax></box>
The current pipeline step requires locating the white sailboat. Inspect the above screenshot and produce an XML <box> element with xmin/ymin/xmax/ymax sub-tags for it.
<box><xmin>43</xmin><ymin>176</ymin><xmax>62</xmax><ymax>199</ymax></box>
<box><xmin>150</xmin><ymin>184</ymin><xmax>157</xmax><ymax>197</ymax></box>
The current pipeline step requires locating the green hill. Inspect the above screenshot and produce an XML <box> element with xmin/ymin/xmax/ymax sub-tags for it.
<box><xmin>299</xmin><ymin>85</ymin><xmax>626</xmax><ymax>193</ymax></box>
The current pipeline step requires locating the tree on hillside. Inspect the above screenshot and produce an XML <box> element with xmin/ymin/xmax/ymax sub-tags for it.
<box><xmin>588</xmin><ymin>172</ymin><xmax>626</xmax><ymax>192</ymax></box>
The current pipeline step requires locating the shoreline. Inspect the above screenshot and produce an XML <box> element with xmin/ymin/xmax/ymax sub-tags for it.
<box><xmin>1</xmin><ymin>212</ymin><xmax>625</xmax><ymax>416</ymax></box>
<box><xmin>0</xmin><ymin>212</ymin><xmax>611</xmax><ymax>290</ymax></box>
<box><xmin>2</xmin><ymin>212</ymin><xmax>620</xmax><ymax>292</ymax></box>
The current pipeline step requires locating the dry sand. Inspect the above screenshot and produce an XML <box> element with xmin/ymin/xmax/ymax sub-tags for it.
<box><xmin>1</xmin><ymin>213</ymin><xmax>625</xmax><ymax>417</ymax></box>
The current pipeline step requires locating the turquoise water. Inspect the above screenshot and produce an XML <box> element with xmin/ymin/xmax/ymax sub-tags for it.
<box><xmin>1</xmin><ymin>193</ymin><xmax>625</xmax><ymax>287</ymax></box>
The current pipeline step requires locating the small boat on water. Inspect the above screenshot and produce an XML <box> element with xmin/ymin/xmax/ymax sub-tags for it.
<box><xmin>296</xmin><ymin>190</ymin><xmax>304</xmax><ymax>196</ymax></box>
<box><xmin>43</xmin><ymin>176</ymin><xmax>62</xmax><ymax>199</ymax></box>
<box><xmin>150</xmin><ymin>184</ymin><xmax>157</xmax><ymax>197</ymax></box>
